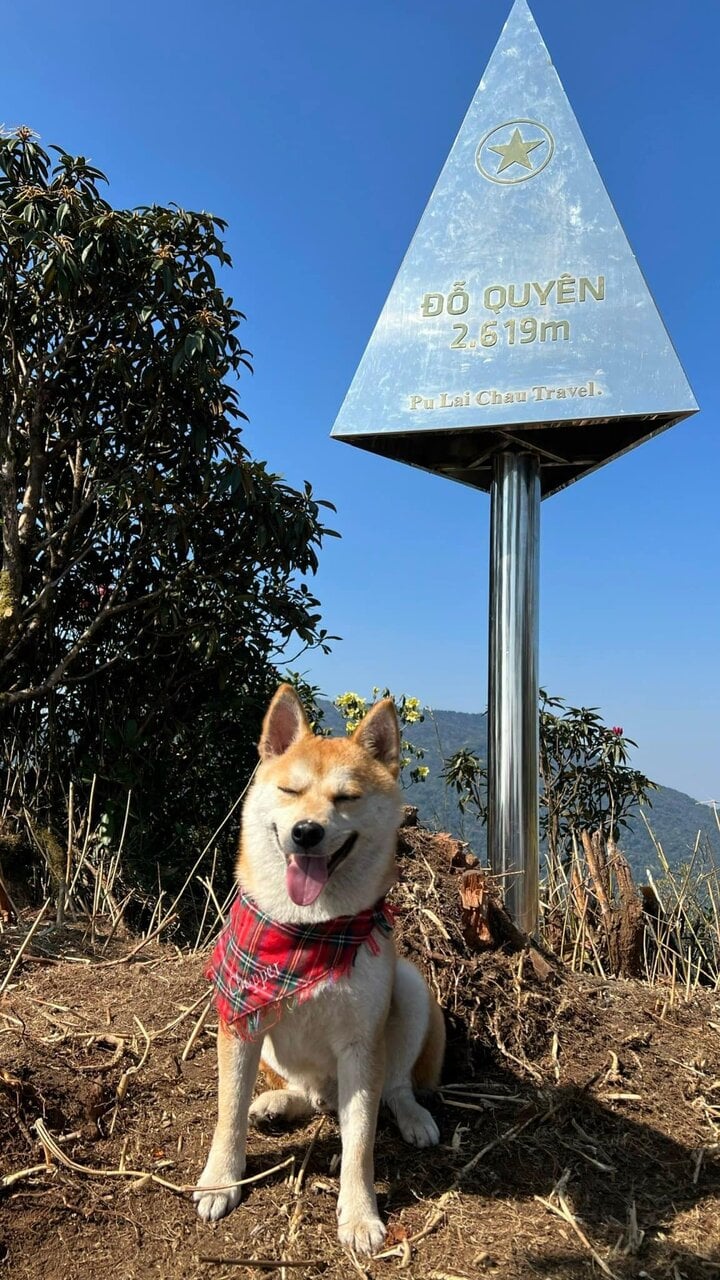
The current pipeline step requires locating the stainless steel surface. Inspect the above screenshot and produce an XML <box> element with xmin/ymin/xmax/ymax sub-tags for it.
<box><xmin>331</xmin><ymin>0</ymin><xmax>697</xmax><ymax>495</ymax></box>
<box><xmin>488</xmin><ymin>451</ymin><xmax>540</xmax><ymax>934</ymax></box>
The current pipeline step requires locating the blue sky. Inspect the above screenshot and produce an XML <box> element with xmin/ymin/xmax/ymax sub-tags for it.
<box><xmin>3</xmin><ymin>0</ymin><xmax>718</xmax><ymax>801</ymax></box>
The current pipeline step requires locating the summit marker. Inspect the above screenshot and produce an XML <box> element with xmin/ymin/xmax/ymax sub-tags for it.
<box><xmin>330</xmin><ymin>0</ymin><xmax>698</xmax><ymax>931</ymax></box>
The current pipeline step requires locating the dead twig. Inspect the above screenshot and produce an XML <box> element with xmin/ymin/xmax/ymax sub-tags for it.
<box><xmin>452</xmin><ymin>1099</ymin><xmax>562</xmax><ymax>1185</ymax></box>
<box><xmin>0</xmin><ymin>1161</ymin><xmax>53</xmax><ymax>1189</ymax></box>
<box><xmin>0</xmin><ymin>901</ymin><xmax>51</xmax><ymax>996</ymax></box>
<box><xmin>116</xmin><ymin>1016</ymin><xmax>152</xmax><ymax>1101</ymax></box>
<box><xmin>373</xmin><ymin>1193</ymin><xmax>450</xmax><ymax>1261</ymax></box>
<box><xmin>199</xmin><ymin>1260</ymin><xmax>325</xmax><ymax>1271</ymax></box>
<box><xmin>181</xmin><ymin>991</ymin><xmax>213</xmax><ymax>1062</ymax></box>
<box><xmin>74</xmin><ymin>1034</ymin><xmax>126</xmax><ymax>1074</ymax></box>
<box><xmin>152</xmin><ymin>988</ymin><xmax>214</xmax><ymax>1038</ymax></box>
<box><xmin>293</xmin><ymin>1115</ymin><xmax>327</xmax><ymax>1195</ymax></box>
<box><xmin>92</xmin><ymin>913</ymin><xmax>179</xmax><ymax>967</ymax></box>
<box><xmin>535</xmin><ymin>1176</ymin><xmax>620</xmax><ymax>1280</ymax></box>
<box><xmin>34</xmin><ymin>1118</ymin><xmax>295</xmax><ymax>1195</ymax></box>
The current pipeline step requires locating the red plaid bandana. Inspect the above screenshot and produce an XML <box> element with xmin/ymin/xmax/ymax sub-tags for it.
<box><xmin>206</xmin><ymin>890</ymin><xmax>394</xmax><ymax>1039</ymax></box>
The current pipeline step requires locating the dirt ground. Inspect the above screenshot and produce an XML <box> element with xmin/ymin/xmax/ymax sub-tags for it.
<box><xmin>1</xmin><ymin>831</ymin><xmax>719</xmax><ymax>1280</ymax></box>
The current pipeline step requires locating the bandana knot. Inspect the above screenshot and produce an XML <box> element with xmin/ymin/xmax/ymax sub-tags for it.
<box><xmin>206</xmin><ymin>890</ymin><xmax>394</xmax><ymax>1039</ymax></box>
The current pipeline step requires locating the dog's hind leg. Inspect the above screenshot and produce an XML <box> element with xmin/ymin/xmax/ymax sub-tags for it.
<box><xmin>249</xmin><ymin>1087</ymin><xmax>313</xmax><ymax>1127</ymax></box>
<box><xmin>382</xmin><ymin>959</ymin><xmax>443</xmax><ymax>1148</ymax></box>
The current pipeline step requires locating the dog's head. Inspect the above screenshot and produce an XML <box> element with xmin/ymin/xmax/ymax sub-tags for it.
<box><xmin>238</xmin><ymin>685</ymin><xmax>404</xmax><ymax>921</ymax></box>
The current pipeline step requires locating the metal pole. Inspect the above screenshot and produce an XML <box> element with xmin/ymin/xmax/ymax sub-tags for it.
<box><xmin>487</xmin><ymin>450</ymin><xmax>541</xmax><ymax>935</ymax></box>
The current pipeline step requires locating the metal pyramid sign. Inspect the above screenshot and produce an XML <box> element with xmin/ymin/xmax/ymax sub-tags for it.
<box><xmin>331</xmin><ymin>0</ymin><xmax>698</xmax><ymax>497</ymax></box>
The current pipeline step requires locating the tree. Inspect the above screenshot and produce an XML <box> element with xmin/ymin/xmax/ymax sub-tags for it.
<box><xmin>0</xmin><ymin>127</ymin><xmax>337</xmax><ymax>892</ymax></box>
<box><xmin>537</xmin><ymin>692</ymin><xmax>655</xmax><ymax>866</ymax></box>
<box><xmin>443</xmin><ymin>691</ymin><xmax>655</xmax><ymax>864</ymax></box>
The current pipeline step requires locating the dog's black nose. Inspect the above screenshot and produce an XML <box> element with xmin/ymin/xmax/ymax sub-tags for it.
<box><xmin>291</xmin><ymin>820</ymin><xmax>325</xmax><ymax>849</ymax></box>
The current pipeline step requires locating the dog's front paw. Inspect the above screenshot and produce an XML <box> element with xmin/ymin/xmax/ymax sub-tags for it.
<box><xmin>337</xmin><ymin>1211</ymin><xmax>386</xmax><ymax>1256</ymax></box>
<box><xmin>193</xmin><ymin>1157</ymin><xmax>244</xmax><ymax>1222</ymax></box>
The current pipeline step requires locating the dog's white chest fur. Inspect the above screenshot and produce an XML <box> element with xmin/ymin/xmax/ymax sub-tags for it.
<box><xmin>259</xmin><ymin>938</ymin><xmax>396</xmax><ymax>1101</ymax></box>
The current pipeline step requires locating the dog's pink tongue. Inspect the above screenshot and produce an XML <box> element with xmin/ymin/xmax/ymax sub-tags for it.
<box><xmin>286</xmin><ymin>854</ymin><xmax>329</xmax><ymax>906</ymax></box>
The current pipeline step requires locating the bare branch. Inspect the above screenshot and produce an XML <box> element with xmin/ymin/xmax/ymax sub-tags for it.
<box><xmin>0</xmin><ymin>585</ymin><xmax>170</xmax><ymax>707</ymax></box>
<box><xmin>18</xmin><ymin>377</ymin><xmax>48</xmax><ymax>545</ymax></box>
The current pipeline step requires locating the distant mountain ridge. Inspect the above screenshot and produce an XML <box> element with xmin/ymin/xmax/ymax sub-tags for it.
<box><xmin>319</xmin><ymin>702</ymin><xmax>718</xmax><ymax>878</ymax></box>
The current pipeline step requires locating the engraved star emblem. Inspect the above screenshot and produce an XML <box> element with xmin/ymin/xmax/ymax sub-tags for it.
<box><xmin>488</xmin><ymin>127</ymin><xmax>545</xmax><ymax>174</ymax></box>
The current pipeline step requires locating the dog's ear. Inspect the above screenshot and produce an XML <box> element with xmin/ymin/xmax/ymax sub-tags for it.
<box><xmin>259</xmin><ymin>685</ymin><xmax>309</xmax><ymax>760</ymax></box>
<box><xmin>352</xmin><ymin>699</ymin><xmax>400</xmax><ymax>777</ymax></box>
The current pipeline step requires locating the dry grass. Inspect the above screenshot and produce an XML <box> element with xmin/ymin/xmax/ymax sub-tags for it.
<box><xmin>539</xmin><ymin>820</ymin><xmax>720</xmax><ymax>990</ymax></box>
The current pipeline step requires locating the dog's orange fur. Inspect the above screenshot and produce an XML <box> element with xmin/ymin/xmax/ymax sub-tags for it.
<box><xmin>412</xmin><ymin>994</ymin><xmax>445</xmax><ymax>1090</ymax></box>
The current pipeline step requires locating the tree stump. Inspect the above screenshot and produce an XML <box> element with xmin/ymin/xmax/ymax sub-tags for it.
<box><xmin>580</xmin><ymin>829</ymin><xmax>646</xmax><ymax>977</ymax></box>
<box><xmin>459</xmin><ymin>868</ymin><xmax>556</xmax><ymax>978</ymax></box>
<box><xmin>459</xmin><ymin>870</ymin><xmax>494</xmax><ymax>949</ymax></box>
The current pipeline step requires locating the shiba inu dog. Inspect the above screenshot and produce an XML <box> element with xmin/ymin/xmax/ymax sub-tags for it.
<box><xmin>195</xmin><ymin>685</ymin><xmax>445</xmax><ymax>1255</ymax></box>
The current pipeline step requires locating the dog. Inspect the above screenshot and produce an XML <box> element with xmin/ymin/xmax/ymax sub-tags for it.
<box><xmin>194</xmin><ymin>684</ymin><xmax>445</xmax><ymax>1255</ymax></box>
